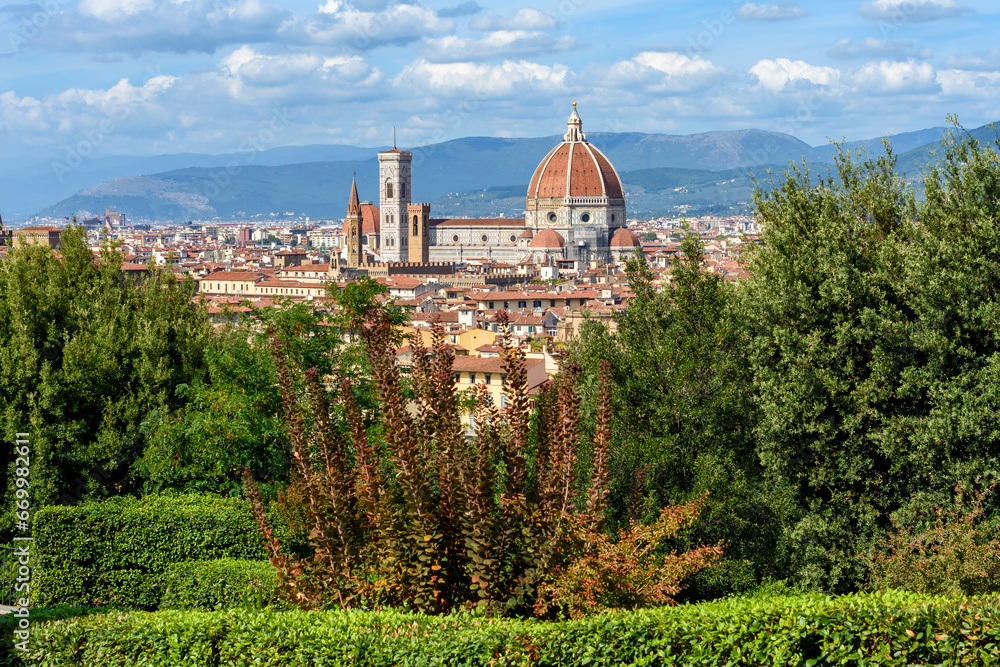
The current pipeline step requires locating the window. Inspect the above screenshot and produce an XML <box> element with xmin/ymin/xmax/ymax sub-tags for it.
<box><xmin>385</xmin><ymin>180</ymin><xmax>393</xmax><ymax>198</ymax></box>
<box><xmin>548</xmin><ymin>212</ymin><xmax>557</xmax><ymax>222</ymax></box>
<box><xmin>484</xmin><ymin>373</ymin><xmax>491</xmax><ymax>385</ymax></box>
<box><xmin>413</xmin><ymin>216</ymin><xmax>419</xmax><ymax>235</ymax></box>
<box><xmin>503</xmin><ymin>301</ymin><xmax>509</xmax><ymax>309</ymax></box>
<box><xmin>452</xmin><ymin>234</ymin><xmax>459</xmax><ymax>243</ymax></box>
<box><xmin>400</xmin><ymin>182</ymin><xmax>406</xmax><ymax>199</ymax></box>
<box><xmin>488</xmin><ymin>302</ymin><xmax>494</xmax><ymax>309</ymax></box>
<box><xmin>481</xmin><ymin>234</ymin><xmax>488</xmax><ymax>243</ymax></box>
<box><xmin>501</xmin><ymin>394</ymin><xmax>507</xmax><ymax>408</ymax></box>
<box><xmin>469</xmin><ymin>372</ymin><xmax>476</xmax><ymax>383</ymax></box>
<box><xmin>611</xmin><ymin>213</ymin><xmax>616</xmax><ymax>223</ymax></box>
<box><xmin>510</xmin><ymin>235</ymin><xmax>517</xmax><ymax>242</ymax></box>
<box><xmin>518</xmin><ymin>301</ymin><xmax>527</xmax><ymax>308</ymax></box>
<box><xmin>581</xmin><ymin>212</ymin><xmax>591</xmax><ymax>223</ymax></box>
<box><xmin>500</xmin><ymin>374</ymin><xmax>507</xmax><ymax>385</ymax></box>
<box><xmin>454</xmin><ymin>372</ymin><xmax>460</xmax><ymax>384</ymax></box>
<box><xmin>533</xmin><ymin>300</ymin><xmax>542</xmax><ymax>308</ymax></box>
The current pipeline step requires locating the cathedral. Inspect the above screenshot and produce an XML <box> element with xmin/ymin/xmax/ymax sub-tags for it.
<box><xmin>341</xmin><ymin>104</ymin><xmax>640</xmax><ymax>268</ymax></box>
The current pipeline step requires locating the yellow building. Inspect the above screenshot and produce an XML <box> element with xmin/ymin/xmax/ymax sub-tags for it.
<box><xmin>452</xmin><ymin>355</ymin><xmax>548</xmax><ymax>434</ymax></box>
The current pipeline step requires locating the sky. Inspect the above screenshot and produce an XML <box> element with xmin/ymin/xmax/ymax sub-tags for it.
<box><xmin>1</xmin><ymin>0</ymin><xmax>999</xmax><ymax>161</ymax></box>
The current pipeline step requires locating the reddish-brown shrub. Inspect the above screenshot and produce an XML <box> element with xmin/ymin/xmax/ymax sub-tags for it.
<box><xmin>245</xmin><ymin>308</ymin><xmax>720</xmax><ymax>616</ymax></box>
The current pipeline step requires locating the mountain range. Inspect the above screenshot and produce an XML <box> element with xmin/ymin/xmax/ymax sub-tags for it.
<box><xmin>6</xmin><ymin>122</ymin><xmax>996</xmax><ymax>223</ymax></box>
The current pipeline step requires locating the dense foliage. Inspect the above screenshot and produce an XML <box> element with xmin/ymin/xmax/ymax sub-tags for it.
<box><xmin>33</xmin><ymin>494</ymin><xmax>266</xmax><ymax>608</ymax></box>
<box><xmin>869</xmin><ymin>485</ymin><xmax>1000</xmax><ymax>596</ymax></box>
<box><xmin>0</xmin><ymin>226</ymin><xmax>211</xmax><ymax>531</ymax></box>
<box><xmin>159</xmin><ymin>558</ymin><xmax>281</xmax><ymax>611</ymax></box>
<box><xmin>743</xmin><ymin>127</ymin><xmax>1000</xmax><ymax>590</ymax></box>
<box><xmin>567</xmin><ymin>229</ymin><xmax>786</xmax><ymax>598</ymax></box>
<box><xmin>7</xmin><ymin>591</ymin><xmax>1000</xmax><ymax>666</ymax></box>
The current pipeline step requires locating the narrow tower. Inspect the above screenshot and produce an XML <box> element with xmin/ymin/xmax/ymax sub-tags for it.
<box><xmin>407</xmin><ymin>203</ymin><xmax>431</xmax><ymax>264</ymax></box>
<box><xmin>344</xmin><ymin>176</ymin><xmax>363</xmax><ymax>268</ymax></box>
<box><xmin>377</xmin><ymin>146</ymin><xmax>412</xmax><ymax>262</ymax></box>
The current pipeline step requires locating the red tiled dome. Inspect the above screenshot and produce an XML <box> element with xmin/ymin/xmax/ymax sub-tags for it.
<box><xmin>609</xmin><ymin>227</ymin><xmax>640</xmax><ymax>248</ymax></box>
<box><xmin>529</xmin><ymin>228</ymin><xmax>565</xmax><ymax>248</ymax></box>
<box><xmin>527</xmin><ymin>106</ymin><xmax>624</xmax><ymax>201</ymax></box>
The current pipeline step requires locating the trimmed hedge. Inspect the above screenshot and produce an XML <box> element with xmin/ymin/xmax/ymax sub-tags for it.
<box><xmin>160</xmin><ymin>558</ymin><xmax>280</xmax><ymax>611</ymax></box>
<box><xmin>34</xmin><ymin>494</ymin><xmax>267</xmax><ymax>609</ymax></box>
<box><xmin>5</xmin><ymin>591</ymin><xmax>1000</xmax><ymax>666</ymax></box>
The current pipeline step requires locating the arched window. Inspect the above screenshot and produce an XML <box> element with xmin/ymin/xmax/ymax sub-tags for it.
<box><xmin>413</xmin><ymin>215</ymin><xmax>419</xmax><ymax>235</ymax></box>
<box><xmin>385</xmin><ymin>179</ymin><xmax>393</xmax><ymax>199</ymax></box>
<box><xmin>401</xmin><ymin>182</ymin><xmax>407</xmax><ymax>199</ymax></box>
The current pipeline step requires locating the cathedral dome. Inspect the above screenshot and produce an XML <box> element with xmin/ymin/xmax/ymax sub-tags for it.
<box><xmin>609</xmin><ymin>227</ymin><xmax>640</xmax><ymax>248</ymax></box>
<box><xmin>526</xmin><ymin>105</ymin><xmax>625</xmax><ymax>201</ymax></box>
<box><xmin>529</xmin><ymin>228</ymin><xmax>565</xmax><ymax>248</ymax></box>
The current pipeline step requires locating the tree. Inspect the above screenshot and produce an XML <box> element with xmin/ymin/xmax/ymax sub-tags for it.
<box><xmin>137</xmin><ymin>326</ymin><xmax>288</xmax><ymax>496</ymax></box>
<box><xmin>0</xmin><ymin>226</ymin><xmax>212</xmax><ymax>531</ymax></box>
<box><xmin>743</xmin><ymin>126</ymin><xmax>1000</xmax><ymax>591</ymax></box>
<box><xmin>567</xmin><ymin>232</ymin><xmax>782</xmax><ymax>598</ymax></box>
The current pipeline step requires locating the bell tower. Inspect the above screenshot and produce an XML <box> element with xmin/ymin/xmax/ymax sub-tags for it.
<box><xmin>378</xmin><ymin>141</ymin><xmax>412</xmax><ymax>262</ymax></box>
<box><xmin>344</xmin><ymin>175</ymin><xmax>363</xmax><ymax>268</ymax></box>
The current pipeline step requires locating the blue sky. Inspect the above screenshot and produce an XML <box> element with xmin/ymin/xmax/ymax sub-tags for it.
<box><xmin>1</xmin><ymin>0</ymin><xmax>999</xmax><ymax>161</ymax></box>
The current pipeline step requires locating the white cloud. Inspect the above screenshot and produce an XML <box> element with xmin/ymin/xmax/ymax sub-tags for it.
<box><xmin>943</xmin><ymin>48</ymin><xmax>1000</xmax><ymax>71</ymax></box>
<box><xmin>736</xmin><ymin>3</ymin><xmax>805</xmax><ymax>20</ymax></box>
<box><xmin>24</xmin><ymin>0</ymin><xmax>291</xmax><ymax>55</ymax></box>
<box><xmin>469</xmin><ymin>8</ymin><xmax>558</xmax><ymax>31</ymax></box>
<box><xmin>859</xmin><ymin>0</ymin><xmax>972</xmax><ymax>22</ymax></box>
<box><xmin>601</xmin><ymin>51</ymin><xmax>726</xmax><ymax>93</ymax></box>
<box><xmin>828</xmin><ymin>37</ymin><xmax>931</xmax><ymax>60</ymax></box>
<box><xmin>936</xmin><ymin>68</ymin><xmax>1000</xmax><ymax>98</ymax></box>
<box><xmin>422</xmin><ymin>30</ymin><xmax>575</xmax><ymax>62</ymax></box>
<box><xmin>294</xmin><ymin>1</ymin><xmax>453</xmax><ymax>48</ymax></box>
<box><xmin>394</xmin><ymin>59</ymin><xmax>570</xmax><ymax>97</ymax></box>
<box><xmin>213</xmin><ymin>45</ymin><xmax>383</xmax><ymax>100</ymax></box>
<box><xmin>0</xmin><ymin>75</ymin><xmax>177</xmax><ymax>140</ymax></box>
<box><xmin>849</xmin><ymin>59</ymin><xmax>937</xmax><ymax>94</ymax></box>
<box><xmin>750</xmin><ymin>58</ymin><xmax>840</xmax><ymax>92</ymax></box>
<box><xmin>79</xmin><ymin>0</ymin><xmax>157</xmax><ymax>21</ymax></box>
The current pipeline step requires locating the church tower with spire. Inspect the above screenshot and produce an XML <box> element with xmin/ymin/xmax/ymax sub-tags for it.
<box><xmin>344</xmin><ymin>175</ymin><xmax>363</xmax><ymax>268</ymax></box>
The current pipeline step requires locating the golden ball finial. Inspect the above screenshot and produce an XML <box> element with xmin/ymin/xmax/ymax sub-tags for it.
<box><xmin>573</xmin><ymin>99</ymin><xmax>577</xmax><ymax>109</ymax></box>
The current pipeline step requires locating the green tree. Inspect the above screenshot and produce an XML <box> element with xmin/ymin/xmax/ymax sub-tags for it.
<box><xmin>743</xmin><ymin>127</ymin><xmax>1000</xmax><ymax>591</ymax></box>
<box><xmin>137</xmin><ymin>281</ymin><xmax>405</xmax><ymax>497</ymax></box>
<box><xmin>137</xmin><ymin>327</ymin><xmax>288</xmax><ymax>496</ymax></box>
<box><xmin>0</xmin><ymin>226</ymin><xmax>212</xmax><ymax>530</ymax></box>
<box><xmin>568</xmin><ymin>233</ymin><xmax>781</xmax><ymax>598</ymax></box>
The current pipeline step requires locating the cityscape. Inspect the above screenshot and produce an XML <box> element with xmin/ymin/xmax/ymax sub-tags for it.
<box><xmin>4</xmin><ymin>0</ymin><xmax>1000</xmax><ymax>664</ymax></box>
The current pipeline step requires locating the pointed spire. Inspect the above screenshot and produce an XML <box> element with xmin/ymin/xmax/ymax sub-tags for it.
<box><xmin>347</xmin><ymin>174</ymin><xmax>361</xmax><ymax>216</ymax></box>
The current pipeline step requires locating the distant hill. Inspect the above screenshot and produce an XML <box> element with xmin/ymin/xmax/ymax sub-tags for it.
<box><xmin>24</xmin><ymin>122</ymin><xmax>998</xmax><ymax>223</ymax></box>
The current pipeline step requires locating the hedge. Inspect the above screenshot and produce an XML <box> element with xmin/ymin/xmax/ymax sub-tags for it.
<box><xmin>4</xmin><ymin>591</ymin><xmax>1000</xmax><ymax>666</ymax></box>
<box><xmin>160</xmin><ymin>559</ymin><xmax>280</xmax><ymax>611</ymax></box>
<box><xmin>34</xmin><ymin>494</ymin><xmax>267</xmax><ymax>609</ymax></box>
